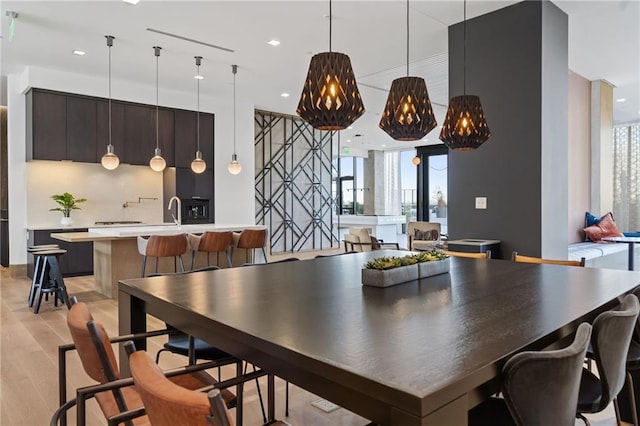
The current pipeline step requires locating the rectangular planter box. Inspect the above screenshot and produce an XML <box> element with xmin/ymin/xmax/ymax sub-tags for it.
<box><xmin>362</xmin><ymin>264</ymin><xmax>419</xmax><ymax>287</ymax></box>
<box><xmin>418</xmin><ymin>257</ymin><xmax>450</xmax><ymax>278</ymax></box>
<box><xmin>362</xmin><ymin>258</ymin><xmax>451</xmax><ymax>288</ymax></box>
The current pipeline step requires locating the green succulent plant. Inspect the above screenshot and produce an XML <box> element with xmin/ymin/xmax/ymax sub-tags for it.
<box><xmin>364</xmin><ymin>250</ymin><xmax>448</xmax><ymax>270</ymax></box>
<box><xmin>50</xmin><ymin>192</ymin><xmax>87</xmax><ymax>217</ymax></box>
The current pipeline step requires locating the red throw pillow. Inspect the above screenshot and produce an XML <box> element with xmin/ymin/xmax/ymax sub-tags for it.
<box><xmin>583</xmin><ymin>213</ymin><xmax>623</xmax><ymax>242</ymax></box>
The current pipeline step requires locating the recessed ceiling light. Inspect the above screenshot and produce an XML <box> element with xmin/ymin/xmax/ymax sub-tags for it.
<box><xmin>280</xmin><ymin>92</ymin><xmax>290</xmax><ymax>98</ymax></box>
<box><xmin>347</xmin><ymin>126</ymin><xmax>353</xmax><ymax>130</ymax></box>
<box><xmin>617</xmin><ymin>98</ymin><xmax>627</xmax><ymax>103</ymax></box>
<box><xmin>267</xmin><ymin>39</ymin><xmax>280</xmax><ymax>46</ymax></box>
<box><xmin>346</xmin><ymin>139</ymin><xmax>351</xmax><ymax>142</ymax></box>
<box><xmin>194</xmin><ymin>75</ymin><xmax>204</xmax><ymax>80</ymax></box>
<box><xmin>123</xmin><ymin>0</ymin><xmax>140</xmax><ymax>4</ymax></box>
<box><xmin>72</xmin><ymin>50</ymin><xmax>86</xmax><ymax>56</ymax></box>
<box><xmin>381</xmin><ymin>144</ymin><xmax>386</xmax><ymax>147</ymax></box>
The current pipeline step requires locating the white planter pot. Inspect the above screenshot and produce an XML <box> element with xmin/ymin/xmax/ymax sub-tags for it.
<box><xmin>418</xmin><ymin>257</ymin><xmax>450</xmax><ymax>278</ymax></box>
<box><xmin>60</xmin><ymin>216</ymin><xmax>73</xmax><ymax>227</ymax></box>
<box><xmin>362</xmin><ymin>264</ymin><xmax>419</xmax><ymax>287</ymax></box>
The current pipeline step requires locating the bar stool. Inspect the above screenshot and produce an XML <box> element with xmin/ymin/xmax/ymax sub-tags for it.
<box><xmin>27</xmin><ymin>244</ymin><xmax>60</xmax><ymax>307</ymax></box>
<box><xmin>138</xmin><ymin>234</ymin><xmax>187</xmax><ymax>277</ymax></box>
<box><xmin>189</xmin><ymin>231</ymin><xmax>233</xmax><ymax>269</ymax></box>
<box><xmin>234</xmin><ymin>229</ymin><xmax>267</xmax><ymax>264</ymax></box>
<box><xmin>32</xmin><ymin>248</ymin><xmax>71</xmax><ymax>314</ymax></box>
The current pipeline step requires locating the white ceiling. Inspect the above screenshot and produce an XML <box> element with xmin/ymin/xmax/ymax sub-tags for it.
<box><xmin>1</xmin><ymin>0</ymin><xmax>638</xmax><ymax>152</ymax></box>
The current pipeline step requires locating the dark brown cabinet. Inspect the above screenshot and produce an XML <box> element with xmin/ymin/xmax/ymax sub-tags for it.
<box><xmin>27</xmin><ymin>90</ymin><xmax>67</xmax><ymax>161</ymax></box>
<box><xmin>124</xmin><ymin>105</ymin><xmax>175</xmax><ymax>167</ymax></box>
<box><xmin>174</xmin><ymin>110</ymin><xmax>214</xmax><ymax>168</ymax></box>
<box><xmin>66</xmin><ymin>96</ymin><xmax>97</xmax><ymax>162</ymax></box>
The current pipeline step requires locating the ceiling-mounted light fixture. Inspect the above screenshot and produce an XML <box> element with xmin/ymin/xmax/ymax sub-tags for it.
<box><xmin>228</xmin><ymin>65</ymin><xmax>242</xmax><ymax>175</ymax></box>
<box><xmin>412</xmin><ymin>155</ymin><xmax>421</xmax><ymax>166</ymax></box>
<box><xmin>296</xmin><ymin>0</ymin><xmax>365</xmax><ymax>130</ymax></box>
<box><xmin>149</xmin><ymin>46</ymin><xmax>166</xmax><ymax>172</ymax></box>
<box><xmin>100</xmin><ymin>35</ymin><xmax>120</xmax><ymax>171</ymax></box>
<box><xmin>190</xmin><ymin>56</ymin><xmax>206</xmax><ymax>174</ymax></box>
<box><xmin>439</xmin><ymin>0</ymin><xmax>491</xmax><ymax>150</ymax></box>
<box><xmin>379</xmin><ymin>0</ymin><xmax>437</xmax><ymax>141</ymax></box>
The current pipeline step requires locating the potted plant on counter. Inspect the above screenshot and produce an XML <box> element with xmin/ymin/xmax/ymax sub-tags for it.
<box><xmin>50</xmin><ymin>192</ymin><xmax>87</xmax><ymax>226</ymax></box>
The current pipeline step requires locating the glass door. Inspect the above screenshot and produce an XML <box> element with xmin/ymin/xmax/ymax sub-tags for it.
<box><xmin>417</xmin><ymin>144</ymin><xmax>449</xmax><ymax>235</ymax></box>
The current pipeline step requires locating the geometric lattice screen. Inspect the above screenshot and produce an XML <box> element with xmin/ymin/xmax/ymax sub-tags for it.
<box><xmin>255</xmin><ymin>110</ymin><xmax>338</xmax><ymax>254</ymax></box>
<box><xmin>614</xmin><ymin>123</ymin><xmax>640</xmax><ymax>231</ymax></box>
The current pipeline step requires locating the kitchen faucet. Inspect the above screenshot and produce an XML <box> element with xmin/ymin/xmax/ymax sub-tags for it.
<box><xmin>168</xmin><ymin>196</ymin><xmax>181</xmax><ymax>226</ymax></box>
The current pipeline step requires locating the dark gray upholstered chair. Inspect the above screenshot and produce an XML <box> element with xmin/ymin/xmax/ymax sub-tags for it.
<box><xmin>577</xmin><ymin>293</ymin><xmax>640</xmax><ymax>425</ymax></box>
<box><xmin>468</xmin><ymin>322</ymin><xmax>592</xmax><ymax>426</ymax></box>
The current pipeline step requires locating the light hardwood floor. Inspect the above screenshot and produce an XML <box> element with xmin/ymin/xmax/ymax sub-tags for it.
<box><xmin>0</xmin><ymin>251</ymin><xmax>629</xmax><ymax>425</ymax></box>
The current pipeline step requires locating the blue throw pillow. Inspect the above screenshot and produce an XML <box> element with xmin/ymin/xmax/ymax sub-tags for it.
<box><xmin>585</xmin><ymin>211</ymin><xmax>601</xmax><ymax>228</ymax></box>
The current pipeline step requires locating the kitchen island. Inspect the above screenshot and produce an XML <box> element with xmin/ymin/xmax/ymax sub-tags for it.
<box><xmin>52</xmin><ymin>223</ymin><xmax>267</xmax><ymax>298</ymax></box>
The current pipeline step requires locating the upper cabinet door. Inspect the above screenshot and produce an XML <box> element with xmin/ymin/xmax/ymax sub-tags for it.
<box><xmin>30</xmin><ymin>90</ymin><xmax>67</xmax><ymax>161</ymax></box>
<box><xmin>158</xmin><ymin>108</ymin><xmax>175</xmax><ymax>167</ymax></box>
<box><xmin>124</xmin><ymin>104</ymin><xmax>156</xmax><ymax>166</ymax></box>
<box><xmin>174</xmin><ymin>110</ymin><xmax>214</xmax><ymax>169</ymax></box>
<box><xmin>66</xmin><ymin>96</ymin><xmax>97</xmax><ymax>162</ymax></box>
<box><xmin>96</xmin><ymin>100</ymin><xmax>125</xmax><ymax>163</ymax></box>
<box><xmin>199</xmin><ymin>113</ymin><xmax>214</xmax><ymax>167</ymax></box>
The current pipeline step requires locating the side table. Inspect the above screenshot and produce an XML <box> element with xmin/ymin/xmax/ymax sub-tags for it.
<box><xmin>446</xmin><ymin>239</ymin><xmax>501</xmax><ymax>259</ymax></box>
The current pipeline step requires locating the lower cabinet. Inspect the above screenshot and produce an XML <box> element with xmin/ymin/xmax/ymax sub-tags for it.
<box><xmin>27</xmin><ymin>229</ymin><xmax>93</xmax><ymax>278</ymax></box>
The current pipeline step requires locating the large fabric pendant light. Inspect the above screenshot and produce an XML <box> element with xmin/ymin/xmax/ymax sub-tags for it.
<box><xmin>149</xmin><ymin>46</ymin><xmax>166</xmax><ymax>172</ymax></box>
<box><xmin>379</xmin><ymin>0</ymin><xmax>437</xmax><ymax>141</ymax></box>
<box><xmin>296</xmin><ymin>0</ymin><xmax>365</xmax><ymax>131</ymax></box>
<box><xmin>190</xmin><ymin>56</ymin><xmax>206</xmax><ymax>174</ymax></box>
<box><xmin>100</xmin><ymin>35</ymin><xmax>120</xmax><ymax>170</ymax></box>
<box><xmin>439</xmin><ymin>0</ymin><xmax>491</xmax><ymax>150</ymax></box>
<box><xmin>227</xmin><ymin>65</ymin><xmax>242</xmax><ymax>175</ymax></box>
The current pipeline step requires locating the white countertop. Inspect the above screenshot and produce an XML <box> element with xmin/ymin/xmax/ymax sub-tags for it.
<box><xmin>87</xmin><ymin>223</ymin><xmax>266</xmax><ymax>238</ymax></box>
<box><xmin>333</xmin><ymin>215</ymin><xmax>406</xmax><ymax>226</ymax></box>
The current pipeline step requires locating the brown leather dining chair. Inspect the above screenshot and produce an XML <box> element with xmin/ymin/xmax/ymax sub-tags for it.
<box><xmin>512</xmin><ymin>251</ymin><xmax>586</xmax><ymax>267</ymax></box>
<box><xmin>52</xmin><ymin>297</ymin><xmax>235</xmax><ymax>426</ymax></box>
<box><xmin>126</xmin><ymin>345</ymin><xmax>289</xmax><ymax>426</ymax></box>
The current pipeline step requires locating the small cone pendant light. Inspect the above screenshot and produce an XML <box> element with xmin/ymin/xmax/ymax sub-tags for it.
<box><xmin>100</xmin><ymin>35</ymin><xmax>120</xmax><ymax>170</ymax></box>
<box><xmin>190</xmin><ymin>56</ymin><xmax>206</xmax><ymax>174</ymax></box>
<box><xmin>439</xmin><ymin>0</ymin><xmax>491</xmax><ymax>150</ymax></box>
<box><xmin>149</xmin><ymin>46</ymin><xmax>166</xmax><ymax>172</ymax></box>
<box><xmin>379</xmin><ymin>0</ymin><xmax>437</xmax><ymax>141</ymax></box>
<box><xmin>296</xmin><ymin>0</ymin><xmax>365</xmax><ymax>131</ymax></box>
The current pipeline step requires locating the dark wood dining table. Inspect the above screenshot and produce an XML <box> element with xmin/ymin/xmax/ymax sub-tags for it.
<box><xmin>118</xmin><ymin>250</ymin><xmax>640</xmax><ymax>426</ymax></box>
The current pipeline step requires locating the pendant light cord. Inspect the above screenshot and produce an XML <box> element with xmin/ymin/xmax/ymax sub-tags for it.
<box><xmin>108</xmin><ymin>38</ymin><xmax>112</xmax><ymax>147</ymax></box>
<box><xmin>154</xmin><ymin>47</ymin><xmax>160</xmax><ymax>150</ymax></box>
<box><xmin>463</xmin><ymin>0</ymin><xmax>467</xmax><ymax>96</ymax></box>
<box><xmin>329</xmin><ymin>0</ymin><xmax>332</xmax><ymax>53</ymax></box>
<box><xmin>232</xmin><ymin>65</ymin><xmax>237</xmax><ymax>156</ymax></box>
<box><xmin>406</xmin><ymin>0</ymin><xmax>409</xmax><ymax>76</ymax></box>
<box><xmin>196</xmin><ymin>60</ymin><xmax>200</xmax><ymax>152</ymax></box>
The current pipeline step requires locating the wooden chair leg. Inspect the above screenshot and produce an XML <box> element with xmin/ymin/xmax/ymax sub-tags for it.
<box><xmin>178</xmin><ymin>255</ymin><xmax>185</xmax><ymax>272</ymax></box>
<box><xmin>140</xmin><ymin>256</ymin><xmax>147</xmax><ymax>278</ymax></box>
<box><xmin>614</xmin><ymin>397</ymin><xmax>622</xmax><ymax>426</ymax></box>
<box><xmin>627</xmin><ymin>372</ymin><xmax>640</xmax><ymax>426</ymax></box>
<box><xmin>261</xmin><ymin>247</ymin><xmax>267</xmax><ymax>263</ymax></box>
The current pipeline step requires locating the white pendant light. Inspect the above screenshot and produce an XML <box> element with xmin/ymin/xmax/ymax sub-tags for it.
<box><xmin>101</xmin><ymin>35</ymin><xmax>120</xmax><ymax>170</ymax></box>
<box><xmin>149</xmin><ymin>46</ymin><xmax>166</xmax><ymax>172</ymax></box>
<box><xmin>228</xmin><ymin>64</ymin><xmax>242</xmax><ymax>175</ymax></box>
<box><xmin>190</xmin><ymin>56</ymin><xmax>206</xmax><ymax>174</ymax></box>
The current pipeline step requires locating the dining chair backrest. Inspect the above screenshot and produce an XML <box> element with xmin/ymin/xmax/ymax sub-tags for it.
<box><xmin>145</xmin><ymin>234</ymin><xmax>188</xmax><ymax>258</ymax></box>
<box><xmin>443</xmin><ymin>250</ymin><xmax>491</xmax><ymax>260</ymax></box>
<box><xmin>128</xmin><ymin>348</ymin><xmax>217</xmax><ymax>426</ymax></box>
<box><xmin>590</xmin><ymin>293</ymin><xmax>640</xmax><ymax>412</ymax></box>
<box><xmin>512</xmin><ymin>251</ymin><xmax>585</xmax><ymax>267</ymax></box>
<box><xmin>502</xmin><ymin>322</ymin><xmax>592</xmax><ymax>426</ymax></box>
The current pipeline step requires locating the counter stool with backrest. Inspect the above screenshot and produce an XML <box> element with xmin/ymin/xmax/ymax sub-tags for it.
<box><xmin>31</xmin><ymin>248</ymin><xmax>71</xmax><ymax>314</ymax></box>
<box><xmin>27</xmin><ymin>244</ymin><xmax>60</xmax><ymax>307</ymax></box>
<box><xmin>138</xmin><ymin>233</ymin><xmax>188</xmax><ymax>277</ymax></box>
<box><xmin>234</xmin><ymin>229</ymin><xmax>267</xmax><ymax>264</ymax></box>
<box><xmin>190</xmin><ymin>231</ymin><xmax>234</xmax><ymax>269</ymax></box>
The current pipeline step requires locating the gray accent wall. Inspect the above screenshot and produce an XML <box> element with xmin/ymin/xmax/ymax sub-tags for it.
<box><xmin>447</xmin><ymin>0</ymin><xmax>568</xmax><ymax>259</ymax></box>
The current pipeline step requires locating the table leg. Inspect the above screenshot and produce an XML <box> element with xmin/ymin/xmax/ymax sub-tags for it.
<box><xmin>118</xmin><ymin>290</ymin><xmax>147</xmax><ymax>376</ymax></box>
<box><xmin>268</xmin><ymin>374</ymin><xmax>275</xmax><ymax>422</ymax></box>
<box><xmin>630</xmin><ymin>244</ymin><xmax>635</xmax><ymax>271</ymax></box>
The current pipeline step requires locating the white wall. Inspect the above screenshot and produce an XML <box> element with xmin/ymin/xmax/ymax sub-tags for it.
<box><xmin>7</xmin><ymin>66</ymin><xmax>255</xmax><ymax>265</ymax></box>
